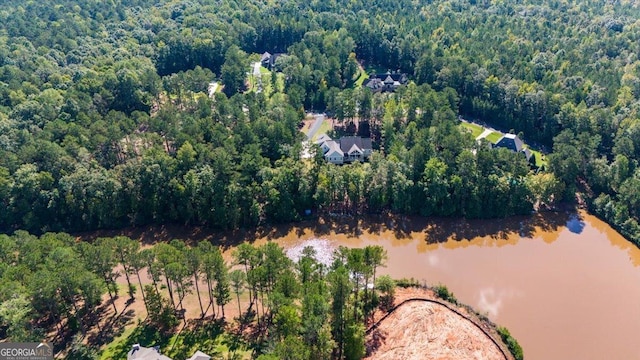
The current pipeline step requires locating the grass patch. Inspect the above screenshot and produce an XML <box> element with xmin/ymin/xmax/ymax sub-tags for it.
<box><xmin>528</xmin><ymin>148</ymin><xmax>546</xmax><ymax>168</ymax></box>
<box><xmin>460</xmin><ymin>122</ymin><xmax>484</xmax><ymax>138</ymax></box>
<box><xmin>485</xmin><ymin>131</ymin><xmax>503</xmax><ymax>143</ymax></box>
<box><xmin>310</xmin><ymin>119</ymin><xmax>332</xmax><ymax>140</ymax></box>
<box><xmin>354</xmin><ymin>68</ymin><xmax>368</xmax><ymax>87</ymax></box>
<box><xmin>247</xmin><ymin>66</ymin><xmax>285</xmax><ymax>97</ymax></box>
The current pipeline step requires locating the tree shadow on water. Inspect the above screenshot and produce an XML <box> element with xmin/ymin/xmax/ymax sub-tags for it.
<box><xmin>422</xmin><ymin>211</ymin><xmax>574</xmax><ymax>245</ymax></box>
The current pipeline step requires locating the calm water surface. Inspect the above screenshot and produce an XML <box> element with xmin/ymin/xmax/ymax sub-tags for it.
<box><xmin>253</xmin><ymin>211</ymin><xmax>640</xmax><ymax>360</ymax></box>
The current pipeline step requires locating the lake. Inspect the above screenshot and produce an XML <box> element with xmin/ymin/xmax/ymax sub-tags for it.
<box><xmin>251</xmin><ymin>211</ymin><xmax>640</xmax><ymax>360</ymax></box>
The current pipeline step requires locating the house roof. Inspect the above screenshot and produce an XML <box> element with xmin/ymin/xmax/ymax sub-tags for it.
<box><xmin>494</xmin><ymin>133</ymin><xmax>524</xmax><ymax>152</ymax></box>
<box><xmin>187</xmin><ymin>351</ymin><xmax>211</xmax><ymax>360</ymax></box>
<box><xmin>260</xmin><ymin>52</ymin><xmax>272</xmax><ymax>62</ymax></box>
<box><xmin>347</xmin><ymin>143</ymin><xmax>363</xmax><ymax>155</ymax></box>
<box><xmin>325</xmin><ymin>140</ymin><xmax>343</xmax><ymax>156</ymax></box>
<box><xmin>370</xmin><ymin>72</ymin><xmax>407</xmax><ymax>82</ymax></box>
<box><xmin>127</xmin><ymin>345</ymin><xmax>172</xmax><ymax>360</ymax></box>
<box><xmin>315</xmin><ymin>134</ymin><xmax>332</xmax><ymax>144</ymax></box>
<box><xmin>339</xmin><ymin>136</ymin><xmax>372</xmax><ymax>154</ymax></box>
<box><xmin>493</xmin><ymin>134</ymin><xmax>533</xmax><ymax>160</ymax></box>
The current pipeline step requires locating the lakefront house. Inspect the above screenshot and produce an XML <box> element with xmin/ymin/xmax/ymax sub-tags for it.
<box><xmin>316</xmin><ymin>135</ymin><xmax>373</xmax><ymax>164</ymax></box>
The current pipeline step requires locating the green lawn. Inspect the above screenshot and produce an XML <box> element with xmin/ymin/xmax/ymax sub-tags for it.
<box><xmin>485</xmin><ymin>132</ymin><xmax>503</xmax><ymax>143</ymax></box>
<box><xmin>528</xmin><ymin>148</ymin><xmax>547</xmax><ymax>168</ymax></box>
<box><xmin>460</xmin><ymin>122</ymin><xmax>484</xmax><ymax>138</ymax></box>
<box><xmin>310</xmin><ymin>119</ymin><xmax>332</xmax><ymax>140</ymax></box>
<box><xmin>354</xmin><ymin>68</ymin><xmax>368</xmax><ymax>87</ymax></box>
<box><xmin>247</xmin><ymin>64</ymin><xmax>284</xmax><ymax>97</ymax></box>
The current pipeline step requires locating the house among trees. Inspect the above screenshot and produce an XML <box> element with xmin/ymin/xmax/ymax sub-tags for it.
<box><xmin>493</xmin><ymin>133</ymin><xmax>532</xmax><ymax>161</ymax></box>
<box><xmin>316</xmin><ymin>135</ymin><xmax>373</xmax><ymax>164</ymax></box>
<box><xmin>186</xmin><ymin>351</ymin><xmax>211</xmax><ymax>360</ymax></box>
<box><xmin>127</xmin><ymin>344</ymin><xmax>210</xmax><ymax>360</ymax></box>
<box><xmin>363</xmin><ymin>72</ymin><xmax>408</xmax><ymax>92</ymax></box>
<box><xmin>128</xmin><ymin>344</ymin><xmax>172</xmax><ymax>360</ymax></box>
<box><xmin>260</xmin><ymin>52</ymin><xmax>283</xmax><ymax>69</ymax></box>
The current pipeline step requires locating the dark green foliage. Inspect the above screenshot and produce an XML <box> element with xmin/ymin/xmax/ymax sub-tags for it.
<box><xmin>1</xmin><ymin>0</ymin><xmax>613</xmax><ymax>236</ymax></box>
<box><xmin>144</xmin><ymin>285</ymin><xmax>178</xmax><ymax>330</ymax></box>
<box><xmin>66</xmin><ymin>335</ymin><xmax>98</xmax><ymax>360</ymax></box>
<box><xmin>497</xmin><ymin>326</ymin><xmax>524</xmax><ymax>360</ymax></box>
<box><xmin>375</xmin><ymin>275</ymin><xmax>395</xmax><ymax>311</ymax></box>
<box><xmin>434</xmin><ymin>284</ymin><xmax>457</xmax><ymax>305</ymax></box>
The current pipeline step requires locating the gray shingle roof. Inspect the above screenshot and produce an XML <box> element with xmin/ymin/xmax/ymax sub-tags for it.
<box><xmin>127</xmin><ymin>346</ymin><xmax>172</xmax><ymax>360</ymax></box>
<box><xmin>339</xmin><ymin>136</ymin><xmax>372</xmax><ymax>154</ymax></box>
<box><xmin>187</xmin><ymin>351</ymin><xmax>211</xmax><ymax>360</ymax></box>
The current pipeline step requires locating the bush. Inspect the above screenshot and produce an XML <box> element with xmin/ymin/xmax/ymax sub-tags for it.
<box><xmin>434</xmin><ymin>284</ymin><xmax>457</xmax><ymax>304</ymax></box>
<box><xmin>395</xmin><ymin>277</ymin><xmax>419</xmax><ymax>288</ymax></box>
<box><xmin>497</xmin><ymin>326</ymin><xmax>524</xmax><ymax>360</ymax></box>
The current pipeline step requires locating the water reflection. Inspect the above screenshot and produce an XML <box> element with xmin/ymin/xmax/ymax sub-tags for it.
<box><xmin>565</xmin><ymin>214</ymin><xmax>585</xmax><ymax>234</ymax></box>
<box><xmin>477</xmin><ymin>287</ymin><xmax>524</xmax><ymax>318</ymax></box>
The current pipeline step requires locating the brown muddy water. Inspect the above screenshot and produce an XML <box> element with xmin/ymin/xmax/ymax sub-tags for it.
<box><xmin>253</xmin><ymin>211</ymin><xmax>640</xmax><ymax>360</ymax></box>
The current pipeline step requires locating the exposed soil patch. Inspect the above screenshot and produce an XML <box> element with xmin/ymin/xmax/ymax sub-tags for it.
<box><xmin>366</xmin><ymin>287</ymin><xmax>514</xmax><ymax>360</ymax></box>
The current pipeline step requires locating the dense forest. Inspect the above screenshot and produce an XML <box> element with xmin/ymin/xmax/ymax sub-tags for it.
<box><xmin>1</xmin><ymin>0</ymin><xmax>638</xmax><ymax>357</ymax></box>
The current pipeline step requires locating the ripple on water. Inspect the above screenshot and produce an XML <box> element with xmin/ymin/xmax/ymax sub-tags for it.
<box><xmin>285</xmin><ymin>238</ymin><xmax>337</xmax><ymax>267</ymax></box>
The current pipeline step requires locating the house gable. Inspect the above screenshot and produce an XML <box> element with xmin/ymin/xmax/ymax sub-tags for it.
<box><xmin>363</xmin><ymin>71</ymin><xmax>408</xmax><ymax>92</ymax></box>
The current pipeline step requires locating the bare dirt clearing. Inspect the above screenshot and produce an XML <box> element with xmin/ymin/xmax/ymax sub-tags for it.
<box><xmin>366</xmin><ymin>287</ymin><xmax>513</xmax><ymax>360</ymax></box>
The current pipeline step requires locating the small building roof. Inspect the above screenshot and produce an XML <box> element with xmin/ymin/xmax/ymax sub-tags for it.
<box><xmin>187</xmin><ymin>351</ymin><xmax>211</xmax><ymax>360</ymax></box>
<box><xmin>315</xmin><ymin>134</ymin><xmax>332</xmax><ymax>144</ymax></box>
<box><xmin>127</xmin><ymin>345</ymin><xmax>172</xmax><ymax>360</ymax></box>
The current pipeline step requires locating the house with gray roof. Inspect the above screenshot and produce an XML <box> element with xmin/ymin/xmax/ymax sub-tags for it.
<box><xmin>316</xmin><ymin>135</ymin><xmax>372</xmax><ymax>164</ymax></box>
<box><xmin>127</xmin><ymin>345</ymin><xmax>172</xmax><ymax>360</ymax></box>
<box><xmin>493</xmin><ymin>133</ymin><xmax>532</xmax><ymax>161</ymax></box>
<box><xmin>186</xmin><ymin>351</ymin><xmax>211</xmax><ymax>360</ymax></box>
<box><xmin>127</xmin><ymin>345</ymin><xmax>211</xmax><ymax>360</ymax></box>
<box><xmin>363</xmin><ymin>72</ymin><xmax>407</xmax><ymax>92</ymax></box>
<box><xmin>260</xmin><ymin>52</ymin><xmax>283</xmax><ymax>69</ymax></box>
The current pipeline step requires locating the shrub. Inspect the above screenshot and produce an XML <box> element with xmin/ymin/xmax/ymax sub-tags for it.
<box><xmin>497</xmin><ymin>326</ymin><xmax>524</xmax><ymax>360</ymax></box>
<box><xmin>395</xmin><ymin>277</ymin><xmax>419</xmax><ymax>288</ymax></box>
<box><xmin>434</xmin><ymin>284</ymin><xmax>457</xmax><ymax>304</ymax></box>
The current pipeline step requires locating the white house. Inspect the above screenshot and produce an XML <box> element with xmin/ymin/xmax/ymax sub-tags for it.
<box><xmin>316</xmin><ymin>135</ymin><xmax>372</xmax><ymax>164</ymax></box>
